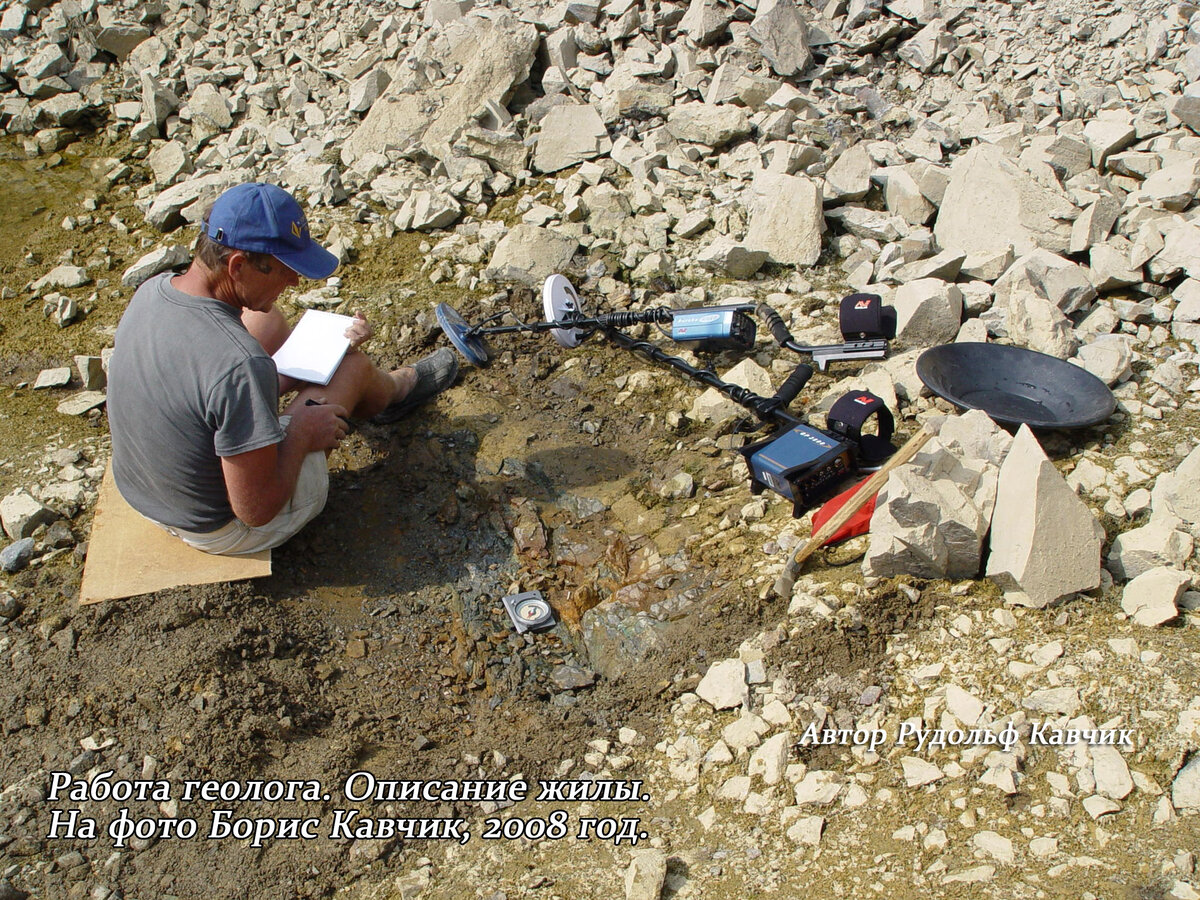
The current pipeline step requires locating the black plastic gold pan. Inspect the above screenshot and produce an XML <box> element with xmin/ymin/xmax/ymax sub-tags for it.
<box><xmin>916</xmin><ymin>343</ymin><xmax>1116</xmax><ymax>429</ymax></box>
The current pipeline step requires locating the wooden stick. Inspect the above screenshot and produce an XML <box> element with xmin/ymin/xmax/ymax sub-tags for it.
<box><xmin>771</xmin><ymin>423</ymin><xmax>936</xmax><ymax>599</ymax></box>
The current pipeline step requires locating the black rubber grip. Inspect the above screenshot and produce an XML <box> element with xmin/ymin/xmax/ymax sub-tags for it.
<box><xmin>773</xmin><ymin>363</ymin><xmax>814</xmax><ymax>407</ymax></box>
<box><xmin>757</xmin><ymin>304</ymin><xmax>794</xmax><ymax>347</ymax></box>
<box><xmin>600</xmin><ymin>308</ymin><xmax>674</xmax><ymax>328</ymax></box>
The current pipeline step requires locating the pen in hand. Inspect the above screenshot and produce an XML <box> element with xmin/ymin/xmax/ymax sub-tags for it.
<box><xmin>305</xmin><ymin>398</ymin><xmax>354</xmax><ymax>433</ymax></box>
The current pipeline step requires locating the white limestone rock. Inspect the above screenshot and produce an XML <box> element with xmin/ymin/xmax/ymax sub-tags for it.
<box><xmin>945</xmin><ymin>684</ymin><xmax>984</xmax><ymax>726</ymax></box>
<box><xmin>95</xmin><ymin>18</ymin><xmax>152</xmax><ymax>60</ymax></box>
<box><xmin>1174</xmin><ymin>279</ymin><xmax>1200</xmax><ymax>323</ymax></box>
<box><xmin>960</xmin><ymin>247</ymin><xmax>1014</xmax><ymax>283</ymax></box>
<box><xmin>748</xmin><ymin>732</ymin><xmax>793</xmax><ymax>785</ymax></box>
<box><xmin>1005</xmin><ymin>291</ymin><xmax>1078</xmax><ymax>359</ymax></box>
<box><xmin>186</xmin><ymin>83</ymin><xmax>232</xmax><ymax>130</ymax></box>
<box><xmin>793</xmin><ymin>771</ymin><xmax>843</xmax><ymax>805</ymax></box>
<box><xmin>993</xmin><ymin>249</ymin><xmax>1097</xmax><ymax>316</ymax></box>
<box><xmin>1107</xmin><ymin>521</ymin><xmax>1193</xmax><ymax>581</ymax></box>
<box><xmin>74</xmin><ymin>356</ymin><xmax>104</xmax><ymax>391</ymax></box>
<box><xmin>1082</xmin><ymin>110</ymin><xmax>1136</xmax><ymax>168</ymax></box>
<box><xmin>937</xmin><ymin>410</ymin><xmax>1013</xmax><ymax>466</ymax></box>
<box><xmin>723</xmin><ymin>712</ymin><xmax>769</xmax><ymax>751</ymax></box>
<box><xmin>892</xmin><ymin>250</ymin><xmax>965</xmax><ymax>284</ymax></box>
<box><xmin>743</xmin><ymin>172</ymin><xmax>824</xmax><ymax>267</ymax></box>
<box><xmin>786</xmin><ymin>815</ymin><xmax>825</xmax><ymax>845</ymax></box>
<box><xmin>395</xmin><ymin>190</ymin><xmax>462</xmax><ymax>232</ymax></box>
<box><xmin>1173</xmin><ymin>756</ymin><xmax>1200</xmax><ymax>812</ymax></box>
<box><xmin>679</xmin><ymin>0</ymin><xmax>731</xmax><ymax>45</ymax></box>
<box><xmin>934</xmin><ymin>144</ymin><xmax>1075</xmax><ymax>256</ymax></box>
<box><xmin>1</xmin><ymin>489</ymin><xmax>60</xmax><ymax>540</ymax></box>
<box><xmin>147</xmin><ymin>141</ymin><xmax>193</xmax><ymax>186</ymax></box>
<box><xmin>625</xmin><ymin>850</ymin><xmax>667</xmax><ymax>900</ymax></box>
<box><xmin>691</xmin><ymin>358</ymin><xmax>774</xmax><ymax>423</ymax></box>
<box><xmin>1073</xmin><ymin>334</ymin><xmax>1133</xmax><ymax>387</ymax></box>
<box><xmin>343</xmin><ymin>13</ymin><xmax>539</xmax><ymax>167</ymax></box>
<box><xmin>897</xmin><ymin>18</ymin><xmax>956</xmax><ymax>72</ymax></box>
<box><xmin>1089</xmin><ymin>241</ymin><xmax>1143</xmax><ymax>292</ymax></box>
<box><xmin>696</xmin><ymin>237</ymin><xmax>767</xmax><ymax>278</ymax></box>
<box><xmin>901</xmin><ymin>757</ymin><xmax>944</xmax><ymax>787</ymax></box>
<box><xmin>1083</xmin><ymin>795</ymin><xmax>1121</xmax><ymax>819</ymax></box>
<box><xmin>826</xmin><ymin>207</ymin><xmax>907</xmax><ymax>243</ymax></box>
<box><xmin>748</xmin><ymin>0</ymin><xmax>811</xmax><ymax>76</ymax></box>
<box><xmin>33</xmin><ymin>265</ymin><xmax>89</xmax><ymax>291</ymax></box>
<box><xmin>1150</xmin><ymin>444</ymin><xmax>1200</xmax><ymax>526</ymax></box>
<box><xmin>1091</xmin><ymin>745</ymin><xmax>1133</xmax><ymax>801</ymax></box>
<box><xmin>1139</xmin><ymin>160</ymin><xmax>1200</xmax><ymax>213</ymax></box>
<box><xmin>56</xmin><ymin>391</ymin><xmax>106</xmax><ymax>416</ymax></box>
<box><xmin>144</xmin><ymin>172</ymin><xmax>238</xmax><ymax>232</ymax></box>
<box><xmin>121</xmin><ymin>245</ymin><xmax>190</xmax><ymax>288</ymax></box>
<box><xmin>484</xmin><ymin>225</ymin><xmax>579</xmax><ymax>286</ymax></box>
<box><xmin>1172</xmin><ymin>95</ymin><xmax>1200</xmax><ymax>135</ymax></box>
<box><xmin>533</xmin><ymin>103</ymin><xmax>612</xmax><ymax>174</ymax></box>
<box><xmin>0</xmin><ymin>6</ymin><xmax>26</xmax><ymax>39</ymax></box>
<box><xmin>824</xmin><ymin>142</ymin><xmax>876</xmax><ymax>202</ymax></box>
<box><xmin>348</xmin><ymin>68</ymin><xmax>391</xmax><ymax>114</ymax></box>
<box><xmin>1121</xmin><ymin>567</ymin><xmax>1190</xmax><ymax>626</ymax></box>
<box><xmin>33</xmin><ymin>368</ymin><xmax>70</xmax><ymax>390</ymax></box>
<box><xmin>972</xmin><ymin>831</ymin><xmax>1015</xmax><ymax>865</ymax></box>
<box><xmin>882</xmin><ymin>166</ymin><xmax>936</xmax><ymax>225</ymax></box>
<box><xmin>1023</xmin><ymin>687</ymin><xmax>1081</xmax><ymax>716</ymax></box>
<box><xmin>140</xmin><ymin>73</ymin><xmax>180</xmax><ymax>133</ymax></box>
<box><xmin>1070</xmin><ymin>196</ymin><xmax>1121</xmax><ymax>254</ymax></box>
<box><xmin>666</xmin><ymin>102</ymin><xmax>751</xmax><ymax>148</ymax></box>
<box><xmin>696</xmin><ymin>658</ymin><xmax>749</xmax><ymax>710</ymax></box>
<box><xmin>1150</xmin><ymin>221</ymin><xmax>1200</xmax><ymax>281</ymax></box>
<box><xmin>892</xmin><ymin>278</ymin><xmax>962</xmax><ymax>347</ymax></box>
<box><xmin>986</xmin><ymin>426</ymin><xmax>1103</xmax><ymax>608</ymax></box>
<box><xmin>864</xmin><ymin>437</ymin><xmax>997</xmax><ymax>580</ymax></box>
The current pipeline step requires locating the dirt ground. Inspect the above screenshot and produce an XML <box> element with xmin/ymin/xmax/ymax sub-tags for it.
<box><xmin>5</xmin><ymin>126</ymin><xmax>1187</xmax><ymax>900</ymax></box>
<box><xmin>0</xmin><ymin>131</ymin><xmax>881</xmax><ymax>899</ymax></box>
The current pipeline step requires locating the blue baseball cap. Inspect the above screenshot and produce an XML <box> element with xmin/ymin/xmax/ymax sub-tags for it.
<box><xmin>204</xmin><ymin>182</ymin><xmax>339</xmax><ymax>280</ymax></box>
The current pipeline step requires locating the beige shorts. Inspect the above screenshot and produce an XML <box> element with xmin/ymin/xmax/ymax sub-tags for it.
<box><xmin>153</xmin><ymin>422</ymin><xmax>329</xmax><ymax>555</ymax></box>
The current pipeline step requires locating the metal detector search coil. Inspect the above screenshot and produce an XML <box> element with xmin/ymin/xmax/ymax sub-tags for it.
<box><xmin>502</xmin><ymin>591</ymin><xmax>555</xmax><ymax>634</ymax></box>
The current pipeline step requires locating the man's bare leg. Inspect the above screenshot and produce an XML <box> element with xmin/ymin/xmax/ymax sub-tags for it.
<box><xmin>241</xmin><ymin>307</ymin><xmax>418</xmax><ymax>418</ymax></box>
<box><xmin>285</xmin><ymin>352</ymin><xmax>416</xmax><ymax>420</ymax></box>
<box><xmin>242</xmin><ymin>307</ymin><xmax>292</xmax><ymax>355</ymax></box>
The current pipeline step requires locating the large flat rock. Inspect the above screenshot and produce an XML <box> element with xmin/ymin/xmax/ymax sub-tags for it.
<box><xmin>934</xmin><ymin>144</ymin><xmax>1075</xmax><ymax>256</ymax></box>
<box><xmin>743</xmin><ymin>172</ymin><xmax>823</xmax><ymax>266</ymax></box>
<box><xmin>343</xmin><ymin>12</ymin><xmax>538</xmax><ymax>167</ymax></box>
<box><xmin>986</xmin><ymin>425</ymin><xmax>1103</xmax><ymax>608</ymax></box>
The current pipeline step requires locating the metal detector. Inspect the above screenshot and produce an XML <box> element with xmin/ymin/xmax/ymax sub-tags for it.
<box><xmin>433</xmin><ymin>277</ymin><xmax>897</xmax><ymax>515</ymax></box>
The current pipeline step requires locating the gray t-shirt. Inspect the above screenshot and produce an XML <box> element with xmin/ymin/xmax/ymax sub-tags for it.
<box><xmin>108</xmin><ymin>273</ymin><xmax>285</xmax><ymax>532</ymax></box>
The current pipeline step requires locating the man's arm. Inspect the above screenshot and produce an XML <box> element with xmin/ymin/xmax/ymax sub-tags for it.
<box><xmin>220</xmin><ymin>402</ymin><xmax>347</xmax><ymax>526</ymax></box>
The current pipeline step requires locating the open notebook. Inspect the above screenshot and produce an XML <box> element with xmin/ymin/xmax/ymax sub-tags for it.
<box><xmin>271</xmin><ymin>310</ymin><xmax>354</xmax><ymax>385</ymax></box>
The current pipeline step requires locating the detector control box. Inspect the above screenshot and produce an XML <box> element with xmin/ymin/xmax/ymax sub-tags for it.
<box><xmin>740</xmin><ymin>423</ymin><xmax>855</xmax><ymax>516</ymax></box>
<box><xmin>671</xmin><ymin>307</ymin><xmax>756</xmax><ymax>352</ymax></box>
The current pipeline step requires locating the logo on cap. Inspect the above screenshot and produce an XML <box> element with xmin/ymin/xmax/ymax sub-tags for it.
<box><xmin>292</xmin><ymin>221</ymin><xmax>303</xmax><ymax>239</ymax></box>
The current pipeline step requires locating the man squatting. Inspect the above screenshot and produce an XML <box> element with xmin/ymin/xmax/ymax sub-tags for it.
<box><xmin>106</xmin><ymin>182</ymin><xmax>458</xmax><ymax>555</ymax></box>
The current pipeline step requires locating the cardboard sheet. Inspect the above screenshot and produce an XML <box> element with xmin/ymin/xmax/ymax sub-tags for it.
<box><xmin>80</xmin><ymin>465</ymin><xmax>270</xmax><ymax>604</ymax></box>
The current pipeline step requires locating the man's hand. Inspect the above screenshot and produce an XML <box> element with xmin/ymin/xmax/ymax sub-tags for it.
<box><xmin>344</xmin><ymin>313</ymin><xmax>373</xmax><ymax>349</ymax></box>
<box><xmin>221</xmin><ymin>401</ymin><xmax>347</xmax><ymax>527</ymax></box>
<box><xmin>291</xmin><ymin>398</ymin><xmax>350</xmax><ymax>452</ymax></box>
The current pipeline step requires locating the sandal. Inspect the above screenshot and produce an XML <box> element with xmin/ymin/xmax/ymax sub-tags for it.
<box><xmin>372</xmin><ymin>348</ymin><xmax>459</xmax><ymax>423</ymax></box>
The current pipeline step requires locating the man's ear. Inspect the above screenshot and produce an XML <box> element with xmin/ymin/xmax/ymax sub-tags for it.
<box><xmin>225</xmin><ymin>250</ymin><xmax>248</xmax><ymax>278</ymax></box>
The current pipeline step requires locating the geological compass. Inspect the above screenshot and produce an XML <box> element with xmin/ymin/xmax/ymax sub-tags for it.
<box><xmin>501</xmin><ymin>591</ymin><xmax>556</xmax><ymax>634</ymax></box>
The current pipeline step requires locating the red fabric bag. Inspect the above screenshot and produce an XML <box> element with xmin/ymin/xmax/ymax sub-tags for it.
<box><xmin>810</xmin><ymin>478</ymin><xmax>878</xmax><ymax>546</ymax></box>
